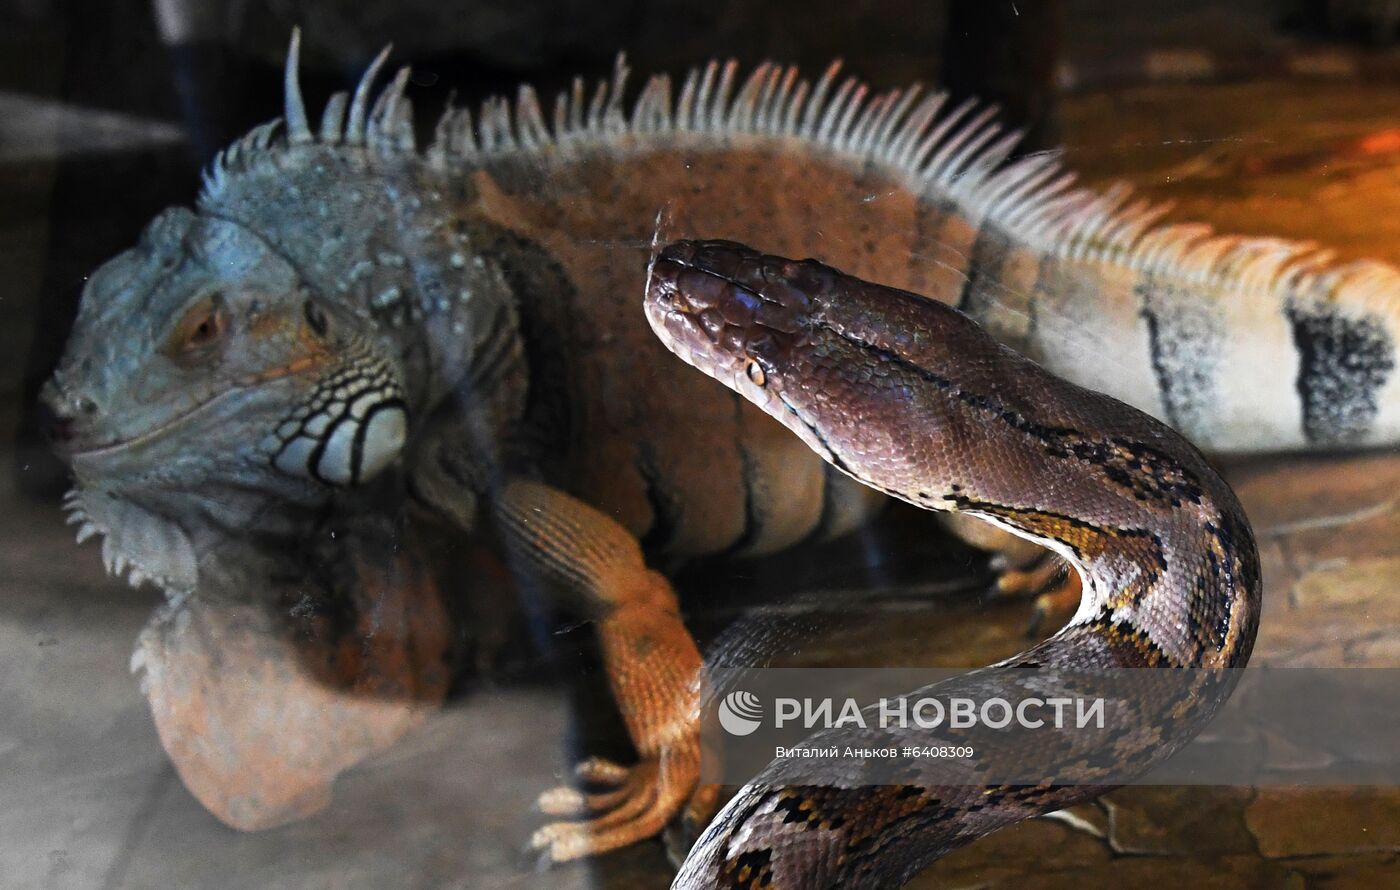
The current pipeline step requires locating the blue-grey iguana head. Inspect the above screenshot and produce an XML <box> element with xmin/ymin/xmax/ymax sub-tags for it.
<box><xmin>37</xmin><ymin>33</ymin><xmax>459</xmax><ymax>595</ymax></box>
<box><xmin>43</xmin><ymin>198</ymin><xmax>409</xmax><ymax>592</ymax></box>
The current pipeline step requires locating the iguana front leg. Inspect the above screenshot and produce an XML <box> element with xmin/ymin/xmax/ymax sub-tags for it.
<box><xmin>492</xmin><ymin>478</ymin><xmax>713</xmax><ymax>862</ymax></box>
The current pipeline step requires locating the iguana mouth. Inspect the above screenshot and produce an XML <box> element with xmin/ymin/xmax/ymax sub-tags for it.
<box><xmin>60</xmin><ymin>358</ymin><xmax>328</xmax><ymax>461</ymax></box>
<box><xmin>61</xmin><ymin>386</ymin><xmax>249</xmax><ymax>461</ymax></box>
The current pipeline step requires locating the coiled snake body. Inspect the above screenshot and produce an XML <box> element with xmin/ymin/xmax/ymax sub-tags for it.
<box><xmin>645</xmin><ymin>241</ymin><xmax>1262</xmax><ymax>888</ymax></box>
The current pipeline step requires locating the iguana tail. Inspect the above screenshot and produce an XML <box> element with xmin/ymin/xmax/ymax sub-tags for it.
<box><xmin>950</xmin><ymin>151</ymin><xmax>1400</xmax><ymax>452</ymax></box>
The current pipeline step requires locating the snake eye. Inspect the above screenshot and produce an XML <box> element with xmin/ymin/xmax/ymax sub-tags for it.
<box><xmin>303</xmin><ymin>300</ymin><xmax>329</xmax><ymax>337</ymax></box>
<box><xmin>745</xmin><ymin>359</ymin><xmax>766</xmax><ymax>387</ymax></box>
<box><xmin>167</xmin><ymin>293</ymin><xmax>228</xmax><ymax>360</ymax></box>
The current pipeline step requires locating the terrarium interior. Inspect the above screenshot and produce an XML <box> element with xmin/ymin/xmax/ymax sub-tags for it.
<box><xmin>4</xmin><ymin>1</ymin><xmax>1400</xmax><ymax>887</ymax></box>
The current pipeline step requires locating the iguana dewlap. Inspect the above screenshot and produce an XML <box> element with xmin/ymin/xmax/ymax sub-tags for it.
<box><xmin>38</xmin><ymin>32</ymin><xmax>1396</xmax><ymax>871</ymax></box>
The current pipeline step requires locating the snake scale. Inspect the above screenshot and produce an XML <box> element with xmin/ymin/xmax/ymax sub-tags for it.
<box><xmin>645</xmin><ymin>240</ymin><xmax>1262</xmax><ymax>888</ymax></box>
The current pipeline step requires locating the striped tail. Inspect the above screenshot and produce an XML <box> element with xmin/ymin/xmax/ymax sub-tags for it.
<box><xmin>953</xmin><ymin>180</ymin><xmax>1400</xmax><ymax>452</ymax></box>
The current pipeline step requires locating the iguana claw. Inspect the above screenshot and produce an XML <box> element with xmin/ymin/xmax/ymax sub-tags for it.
<box><xmin>530</xmin><ymin>740</ymin><xmax>704</xmax><ymax>863</ymax></box>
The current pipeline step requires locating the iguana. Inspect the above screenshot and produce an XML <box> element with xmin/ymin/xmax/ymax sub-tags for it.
<box><xmin>40</xmin><ymin>31</ymin><xmax>1399</xmax><ymax>869</ymax></box>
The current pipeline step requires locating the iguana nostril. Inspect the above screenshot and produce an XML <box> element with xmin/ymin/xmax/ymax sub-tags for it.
<box><xmin>37</xmin><ymin>382</ymin><xmax>100</xmax><ymax>444</ymax></box>
<box><xmin>36</xmin><ymin>398</ymin><xmax>77</xmax><ymax>445</ymax></box>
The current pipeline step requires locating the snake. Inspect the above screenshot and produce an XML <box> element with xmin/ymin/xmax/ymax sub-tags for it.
<box><xmin>643</xmin><ymin>240</ymin><xmax>1262</xmax><ymax>889</ymax></box>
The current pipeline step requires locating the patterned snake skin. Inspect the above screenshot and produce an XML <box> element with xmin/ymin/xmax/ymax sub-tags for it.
<box><xmin>644</xmin><ymin>241</ymin><xmax>1263</xmax><ymax>888</ymax></box>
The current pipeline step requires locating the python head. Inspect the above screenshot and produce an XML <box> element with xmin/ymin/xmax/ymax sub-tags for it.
<box><xmin>41</xmin><ymin>207</ymin><xmax>407</xmax><ymax>593</ymax></box>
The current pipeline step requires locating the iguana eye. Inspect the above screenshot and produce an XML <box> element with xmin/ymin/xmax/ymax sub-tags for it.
<box><xmin>746</xmin><ymin>359</ymin><xmax>766</xmax><ymax>387</ymax></box>
<box><xmin>303</xmin><ymin>300</ymin><xmax>329</xmax><ymax>336</ymax></box>
<box><xmin>167</xmin><ymin>294</ymin><xmax>228</xmax><ymax>359</ymax></box>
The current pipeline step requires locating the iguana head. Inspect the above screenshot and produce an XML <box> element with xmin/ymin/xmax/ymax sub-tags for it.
<box><xmin>40</xmin><ymin>32</ymin><xmax>536</xmax><ymax>593</ymax></box>
<box><xmin>42</xmin><ymin>202</ymin><xmax>408</xmax><ymax>593</ymax></box>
